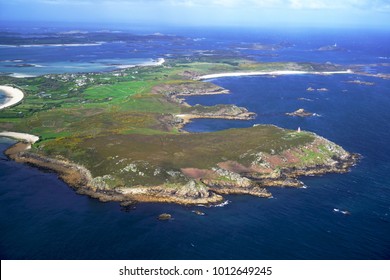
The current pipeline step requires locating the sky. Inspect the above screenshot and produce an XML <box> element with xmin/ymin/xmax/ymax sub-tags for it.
<box><xmin>1</xmin><ymin>0</ymin><xmax>390</xmax><ymax>29</ymax></box>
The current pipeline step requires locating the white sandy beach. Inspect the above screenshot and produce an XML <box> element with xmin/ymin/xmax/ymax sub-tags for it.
<box><xmin>197</xmin><ymin>69</ymin><xmax>353</xmax><ymax>80</ymax></box>
<box><xmin>144</xmin><ymin>57</ymin><xmax>165</xmax><ymax>66</ymax></box>
<box><xmin>9</xmin><ymin>73</ymin><xmax>37</xmax><ymax>78</ymax></box>
<box><xmin>155</xmin><ymin>58</ymin><xmax>165</xmax><ymax>66</ymax></box>
<box><xmin>0</xmin><ymin>85</ymin><xmax>24</xmax><ymax>110</ymax></box>
<box><xmin>0</xmin><ymin>87</ymin><xmax>39</xmax><ymax>145</ymax></box>
<box><xmin>0</xmin><ymin>131</ymin><xmax>39</xmax><ymax>144</ymax></box>
<box><xmin>115</xmin><ymin>58</ymin><xmax>165</xmax><ymax>69</ymax></box>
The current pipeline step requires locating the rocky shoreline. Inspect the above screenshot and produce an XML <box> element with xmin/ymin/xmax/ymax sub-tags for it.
<box><xmin>5</xmin><ymin>143</ymin><xmax>224</xmax><ymax>205</ymax></box>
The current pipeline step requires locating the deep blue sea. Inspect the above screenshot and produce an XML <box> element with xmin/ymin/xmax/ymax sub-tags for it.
<box><xmin>1</xmin><ymin>25</ymin><xmax>390</xmax><ymax>259</ymax></box>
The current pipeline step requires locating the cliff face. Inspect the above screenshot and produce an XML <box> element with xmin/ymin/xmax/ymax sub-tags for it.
<box><xmin>6</xmin><ymin>126</ymin><xmax>360</xmax><ymax>206</ymax></box>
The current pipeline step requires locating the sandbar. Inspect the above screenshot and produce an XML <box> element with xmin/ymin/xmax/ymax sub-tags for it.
<box><xmin>0</xmin><ymin>131</ymin><xmax>39</xmax><ymax>144</ymax></box>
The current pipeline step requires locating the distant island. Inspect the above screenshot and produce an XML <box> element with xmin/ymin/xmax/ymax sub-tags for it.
<box><xmin>0</xmin><ymin>57</ymin><xmax>361</xmax><ymax>205</ymax></box>
<box><xmin>317</xmin><ymin>43</ymin><xmax>346</xmax><ymax>52</ymax></box>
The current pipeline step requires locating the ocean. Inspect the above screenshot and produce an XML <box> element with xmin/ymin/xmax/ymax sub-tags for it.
<box><xmin>0</xmin><ymin>90</ymin><xmax>5</xmax><ymax>105</ymax></box>
<box><xmin>0</xmin><ymin>25</ymin><xmax>389</xmax><ymax>259</ymax></box>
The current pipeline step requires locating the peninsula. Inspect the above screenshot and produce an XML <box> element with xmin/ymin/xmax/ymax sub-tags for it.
<box><xmin>0</xmin><ymin>58</ymin><xmax>360</xmax><ymax>205</ymax></box>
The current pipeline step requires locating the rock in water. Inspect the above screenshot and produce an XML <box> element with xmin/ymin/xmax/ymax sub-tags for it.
<box><xmin>158</xmin><ymin>213</ymin><xmax>172</xmax><ymax>220</ymax></box>
<box><xmin>120</xmin><ymin>201</ymin><xmax>136</xmax><ymax>212</ymax></box>
<box><xmin>286</xmin><ymin>108</ymin><xmax>314</xmax><ymax>117</ymax></box>
<box><xmin>192</xmin><ymin>210</ymin><xmax>205</xmax><ymax>216</ymax></box>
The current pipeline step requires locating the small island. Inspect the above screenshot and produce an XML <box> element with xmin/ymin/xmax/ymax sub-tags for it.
<box><xmin>286</xmin><ymin>108</ymin><xmax>314</xmax><ymax>117</ymax></box>
<box><xmin>158</xmin><ymin>213</ymin><xmax>172</xmax><ymax>221</ymax></box>
<box><xmin>306</xmin><ymin>87</ymin><xmax>329</xmax><ymax>92</ymax></box>
<box><xmin>317</xmin><ymin>43</ymin><xmax>346</xmax><ymax>52</ymax></box>
<box><xmin>0</xmin><ymin>58</ymin><xmax>360</xmax><ymax>206</ymax></box>
<box><xmin>345</xmin><ymin>80</ymin><xmax>375</xmax><ymax>86</ymax></box>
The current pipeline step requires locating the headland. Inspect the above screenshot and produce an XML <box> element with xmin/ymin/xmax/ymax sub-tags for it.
<box><xmin>0</xmin><ymin>58</ymin><xmax>361</xmax><ymax>206</ymax></box>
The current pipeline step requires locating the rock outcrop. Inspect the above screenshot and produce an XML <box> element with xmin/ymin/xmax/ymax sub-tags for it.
<box><xmin>286</xmin><ymin>108</ymin><xmax>314</xmax><ymax>117</ymax></box>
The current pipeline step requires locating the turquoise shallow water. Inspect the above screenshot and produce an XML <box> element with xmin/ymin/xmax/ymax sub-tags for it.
<box><xmin>0</xmin><ymin>56</ymin><xmax>160</xmax><ymax>77</ymax></box>
<box><xmin>0</xmin><ymin>26</ymin><xmax>389</xmax><ymax>259</ymax></box>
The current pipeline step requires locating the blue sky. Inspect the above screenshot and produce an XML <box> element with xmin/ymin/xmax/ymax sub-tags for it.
<box><xmin>1</xmin><ymin>0</ymin><xmax>390</xmax><ymax>29</ymax></box>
